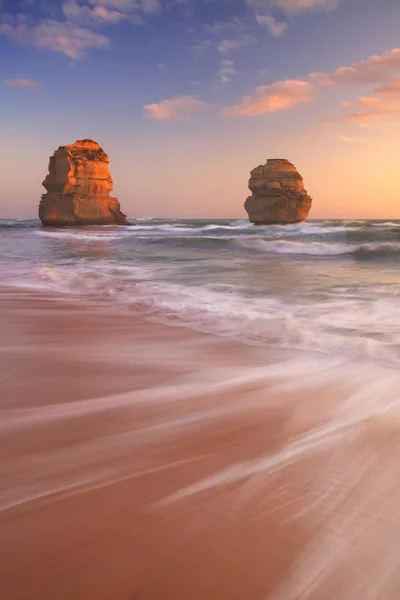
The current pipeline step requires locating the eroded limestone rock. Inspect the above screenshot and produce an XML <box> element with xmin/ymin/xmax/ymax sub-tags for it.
<box><xmin>244</xmin><ymin>159</ymin><xmax>312</xmax><ymax>225</ymax></box>
<box><xmin>39</xmin><ymin>139</ymin><xmax>128</xmax><ymax>226</ymax></box>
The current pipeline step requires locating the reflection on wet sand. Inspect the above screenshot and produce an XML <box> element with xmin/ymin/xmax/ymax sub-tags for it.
<box><xmin>2</xmin><ymin>289</ymin><xmax>400</xmax><ymax>599</ymax></box>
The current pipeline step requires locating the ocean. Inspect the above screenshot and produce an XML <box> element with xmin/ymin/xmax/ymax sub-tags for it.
<box><xmin>2</xmin><ymin>217</ymin><xmax>400</xmax><ymax>366</ymax></box>
<box><xmin>3</xmin><ymin>217</ymin><xmax>400</xmax><ymax>599</ymax></box>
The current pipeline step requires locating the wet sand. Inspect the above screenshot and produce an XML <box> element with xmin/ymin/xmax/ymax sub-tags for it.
<box><xmin>2</xmin><ymin>288</ymin><xmax>400</xmax><ymax>600</ymax></box>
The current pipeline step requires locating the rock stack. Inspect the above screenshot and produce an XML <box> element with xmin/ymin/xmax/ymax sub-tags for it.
<box><xmin>244</xmin><ymin>159</ymin><xmax>312</xmax><ymax>225</ymax></box>
<box><xmin>39</xmin><ymin>139</ymin><xmax>128</xmax><ymax>226</ymax></box>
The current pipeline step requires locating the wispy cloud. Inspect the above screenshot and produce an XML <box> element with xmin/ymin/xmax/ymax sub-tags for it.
<box><xmin>217</xmin><ymin>59</ymin><xmax>236</xmax><ymax>84</ymax></box>
<box><xmin>5</xmin><ymin>77</ymin><xmax>41</xmax><ymax>89</ymax></box>
<box><xmin>62</xmin><ymin>0</ymin><xmax>164</xmax><ymax>25</ymax></box>
<box><xmin>88</xmin><ymin>0</ymin><xmax>161</xmax><ymax>13</ymax></box>
<box><xmin>144</xmin><ymin>95</ymin><xmax>212</xmax><ymax>120</ymax></box>
<box><xmin>217</xmin><ymin>33</ymin><xmax>256</xmax><ymax>55</ymax></box>
<box><xmin>255</xmin><ymin>14</ymin><xmax>287</xmax><ymax>36</ymax></box>
<box><xmin>190</xmin><ymin>39</ymin><xmax>211</xmax><ymax>56</ymax></box>
<box><xmin>248</xmin><ymin>0</ymin><xmax>347</xmax><ymax>35</ymax></box>
<box><xmin>0</xmin><ymin>15</ymin><xmax>109</xmax><ymax>58</ymax></box>
<box><xmin>62</xmin><ymin>1</ymin><xmax>129</xmax><ymax>24</ymax></box>
<box><xmin>0</xmin><ymin>0</ymin><xmax>165</xmax><ymax>59</ymax></box>
<box><xmin>332</xmin><ymin>53</ymin><xmax>400</xmax><ymax>123</ymax></box>
<box><xmin>203</xmin><ymin>17</ymin><xmax>256</xmax><ymax>56</ymax></box>
<box><xmin>344</xmin><ymin>94</ymin><xmax>400</xmax><ymax>123</ymax></box>
<box><xmin>337</xmin><ymin>133</ymin><xmax>368</xmax><ymax>143</ymax></box>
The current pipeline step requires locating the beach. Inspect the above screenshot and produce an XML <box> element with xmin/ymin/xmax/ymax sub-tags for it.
<box><xmin>2</xmin><ymin>285</ymin><xmax>400</xmax><ymax>600</ymax></box>
<box><xmin>2</xmin><ymin>218</ymin><xmax>400</xmax><ymax>599</ymax></box>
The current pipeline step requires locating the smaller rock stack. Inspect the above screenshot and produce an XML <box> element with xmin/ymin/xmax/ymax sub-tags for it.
<box><xmin>244</xmin><ymin>159</ymin><xmax>312</xmax><ymax>225</ymax></box>
<box><xmin>39</xmin><ymin>139</ymin><xmax>128</xmax><ymax>226</ymax></box>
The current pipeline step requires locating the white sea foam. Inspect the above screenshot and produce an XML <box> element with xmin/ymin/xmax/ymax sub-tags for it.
<box><xmin>236</xmin><ymin>239</ymin><xmax>400</xmax><ymax>256</ymax></box>
<box><xmin>3</xmin><ymin>218</ymin><xmax>400</xmax><ymax>367</ymax></box>
<box><xmin>35</xmin><ymin>230</ymin><xmax>123</xmax><ymax>242</ymax></box>
<box><xmin>236</xmin><ymin>239</ymin><xmax>356</xmax><ymax>255</ymax></box>
<box><xmin>18</xmin><ymin>259</ymin><xmax>399</xmax><ymax>365</ymax></box>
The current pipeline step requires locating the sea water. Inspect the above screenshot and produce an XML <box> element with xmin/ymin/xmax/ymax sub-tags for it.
<box><xmin>1</xmin><ymin>217</ymin><xmax>400</xmax><ymax>367</ymax></box>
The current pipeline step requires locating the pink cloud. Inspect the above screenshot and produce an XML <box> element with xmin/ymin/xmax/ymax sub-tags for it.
<box><xmin>337</xmin><ymin>63</ymin><xmax>400</xmax><ymax>124</ymax></box>
<box><xmin>358</xmin><ymin>96</ymin><xmax>381</xmax><ymax>106</ymax></box>
<box><xmin>88</xmin><ymin>0</ymin><xmax>132</xmax><ymax>8</ymax></box>
<box><xmin>312</xmin><ymin>48</ymin><xmax>400</xmax><ymax>85</ymax></box>
<box><xmin>144</xmin><ymin>96</ymin><xmax>212</xmax><ymax>120</ymax></box>
<box><xmin>248</xmin><ymin>0</ymin><xmax>346</xmax><ymax>35</ymax></box>
<box><xmin>0</xmin><ymin>16</ymin><xmax>109</xmax><ymax>58</ymax></box>
<box><xmin>221</xmin><ymin>79</ymin><xmax>316</xmax><ymax>116</ymax></box>
<box><xmin>377</xmin><ymin>78</ymin><xmax>400</xmax><ymax>96</ymax></box>
<box><xmin>5</xmin><ymin>77</ymin><xmax>41</xmax><ymax>89</ymax></box>
<box><xmin>222</xmin><ymin>47</ymin><xmax>400</xmax><ymax>120</ymax></box>
<box><xmin>271</xmin><ymin>0</ymin><xmax>345</xmax><ymax>13</ymax></box>
<box><xmin>63</xmin><ymin>1</ymin><xmax>128</xmax><ymax>23</ymax></box>
<box><xmin>344</xmin><ymin>94</ymin><xmax>400</xmax><ymax>123</ymax></box>
<box><xmin>143</xmin><ymin>47</ymin><xmax>400</xmax><ymax>123</ymax></box>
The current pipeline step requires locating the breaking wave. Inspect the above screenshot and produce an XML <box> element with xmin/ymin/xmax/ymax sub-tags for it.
<box><xmin>2</xmin><ymin>217</ymin><xmax>400</xmax><ymax>367</ymax></box>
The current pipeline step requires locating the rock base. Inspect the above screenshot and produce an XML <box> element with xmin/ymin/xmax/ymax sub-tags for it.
<box><xmin>39</xmin><ymin>193</ymin><xmax>128</xmax><ymax>226</ymax></box>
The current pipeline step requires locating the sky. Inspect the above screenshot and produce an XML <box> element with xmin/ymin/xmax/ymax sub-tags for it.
<box><xmin>1</xmin><ymin>0</ymin><xmax>400</xmax><ymax>219</ymax></box>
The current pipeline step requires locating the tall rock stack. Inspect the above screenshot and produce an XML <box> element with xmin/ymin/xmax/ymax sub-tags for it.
<box><xmin>39</xmin><ymin>139</ymin><xmax>128</xmax><ymax>226</ymax></box>
<box><xmin>244</xmin><ymin>159</ymin><xmax>312</xmax><ymax>225</ymax></box>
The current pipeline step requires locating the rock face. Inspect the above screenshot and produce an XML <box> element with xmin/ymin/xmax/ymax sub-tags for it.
<box><xmin>244</xmin><ymin>159</ymin><xmax>312</xmax><ymax>225</ymax></box>
<box><xmin>39</xmin><ymin>139</ymin><xmax>128</xmax><ymax>226</ymax></box>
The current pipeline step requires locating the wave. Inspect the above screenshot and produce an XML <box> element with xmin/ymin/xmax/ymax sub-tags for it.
<box><xmin>236</xmin><ymin>239</ymin><xmax>400</xmax><ymax>257</ymax></box>
<box><xmin>35</xmin><ymin>230</ymin><xmax>124</xmax><ymax>242</ymax></box>
<box><xmin>0</xmin><ymin>220</ymin><xmax>39</xmax><ymax>229</ymax></box>
<box><xmin>16</xmin><ymin>262</ymin><xmax>400</xmax><ymax>367</ymax></box>
<box><xmin>373</xmin><ymin>221</ymin><xmax>400</xmax><ymax>227</ymax></box>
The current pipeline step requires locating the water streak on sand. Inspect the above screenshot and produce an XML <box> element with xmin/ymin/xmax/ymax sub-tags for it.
<box><xmin>2</xmin><ymin>218</ymin><xmax>400</xmax><ymax>598</ymax></box>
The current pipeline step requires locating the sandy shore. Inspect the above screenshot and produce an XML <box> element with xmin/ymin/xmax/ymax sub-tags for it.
<box><xmin>2</xmin><ymin>287</ymin><xmax>400</xmax><ymax>600</ymax></box>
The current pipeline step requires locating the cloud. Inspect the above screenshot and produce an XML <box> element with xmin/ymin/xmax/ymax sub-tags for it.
<box><xmin>248</xmin><ymin>0</ymin><xmax>347</xmax><ymax>34</ymax></box>
<box><xmin>88</xmin><ymin>0</ymin><xmax>133</xmax><ymax>8</ymax></box>
<box><xmin>330</xmin><ymin>52</ymin><xmax>400</xmax><ymax>123</ymax></box>
<box><xmin>5</xmin><ymin>77</ymin><xmax>41</xmax><ymax>89</ymax></box>
<box><xmin>222</xmin><ymin>47</ymin><xmax>400</xmax><ymax>120</ymax></box>
<box><xmin>221</xmin><ymin>79</ymin><xmax>316</xmax><ymax>116</ymax></box>
<box><xmin>344</xmin><ymin>94</ymin><xmax>400</xmax><ymax>123</ymax></box>
<box><xmin>0</xmin><ymin>15</ymin><xmax>109</xmax><ymax>58</ymax></box>
<box><xmin>203</xmin><ymin>17</ymin><xmax>256</xmax><ymax>56</ymax></box>
<box><xmin>144</xmin><ymin>95</ymin><xmax>212</xmax><ymax>120</ymax></box>
<box><xmin>217</xmin><ymin>59</ymin><xmax>236</xmax><ymax>83</ymax></box>
<box><xmin>217</xmin><ymin>33</ymin><xmax>256</xmax><ymax>55</ymax></box>
<box><xmin>377</xmin><ymin>78</ymin><xmax>400</xmax><ymax>96</ymax></box>
<box><xmin>140</xmin><ymin>0</ymin><xmax>162</xmax><ymax>13</ymax></box>
<box><xmin>88</xmin><ymin>0</ymin><xmax>161</xmax><ymax>12</ymax></box>
<box><xmin>190</xmin><ymin>39</ymin><xmax>211</xmax><ymax>56</ymax></box>
<box><xmin>62</xmin><ymin>0</ymin><xmax>163</xmax><ymax>24</ymax></box>
<box><xmin>337</xmin><ymin>133</ymin><xmax>368</xmax><ymax>143</ymax></box>
<box><xmin>312</xmin><ymin>48</ymin><xmax>400</xmax><ymax>85</ymax></box>
<box><xmin>63</xmin><ymin>1</ymin><xmax>128</xmax><ymax>24</ymax></box>
<box><xmin>271</xmin><ymin>0</ymin><xmax>344</xmax><ymax>14</ymax></box>
<box><xmin>255</xmin><ymin>14</ymin><xmax>287</xmax><ymax>36</ymax></box>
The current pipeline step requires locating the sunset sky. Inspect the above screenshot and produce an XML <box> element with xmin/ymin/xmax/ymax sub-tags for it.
<box><xmin>1</xmin><ymin>0</ymin><xmax>400</xmax><ymax>219</ymax></box>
